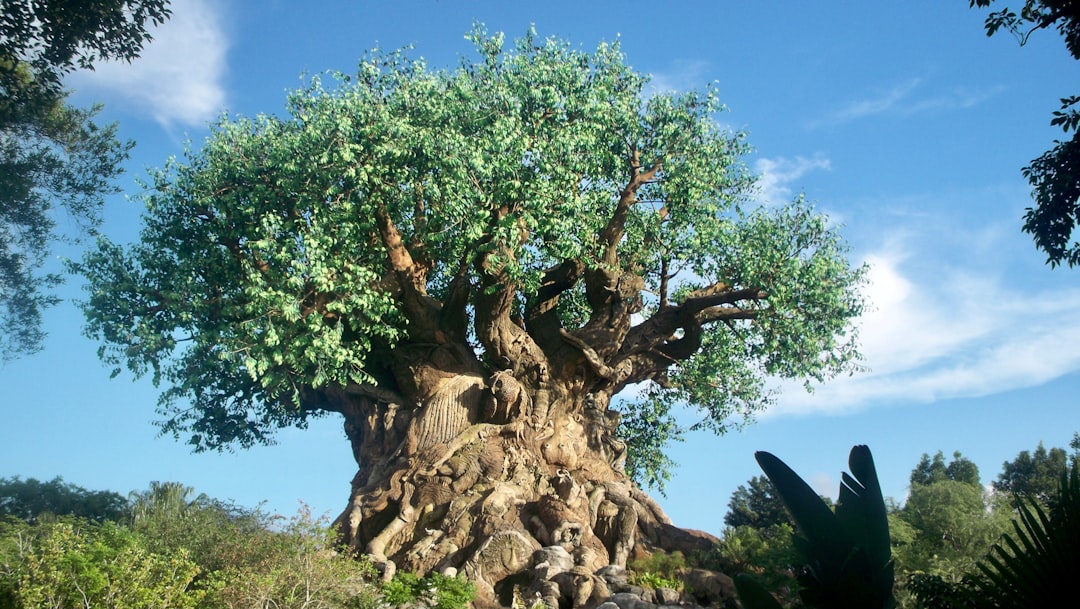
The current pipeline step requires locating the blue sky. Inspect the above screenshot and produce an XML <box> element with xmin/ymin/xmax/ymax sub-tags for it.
<box><xmin>3</xmin><ymin>0</ymin><xmax>1080</xmax><ymax>536</ymax></box>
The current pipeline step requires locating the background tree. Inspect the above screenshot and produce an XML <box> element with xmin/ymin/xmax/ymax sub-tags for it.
<box><xmin>891</xmin><ymin>451</ymin><xmax>1010</xmax><ymax>582</ymax></box>
<box><xmin>993</xmin><ymin>440</ymin><xmax>1070</xmax><ymax>507</ymax></box>
<box><xmin>908</xmin><ymin>450</ymin><xmax>981</xmax><ymax>488</ymax></box>
<box><xmin>0</xmin><ymin>0</ymin><xmax>170</xmax><ymax>359</ymax></box>
<box><xmin>73</xmin><ymin>28</ymin><xmax>866</xmax><ymax>608</ymax></box>
<box><xmin>969</xmin><ymin>0</ymin><xmax>1080</xmax><ymax>266</ymax></box>
<box><xmin>909</xmin><ymin>456</ymin><xmax>1080</xmax><ymax>609</ymax></box>
<box><xmin>125</xmin><ymin>481</ymin><xmax>279</xmax><ymax>578</ymax></box>
<box><xmin>0</xmin><ymin>476</ymin><xmax>128</xmax><ymax>523</ymax></box>
<box><xmin>710</xmin><ymin>475</ymin><xmax>801</xmax><ymax>603</ymax></box>
<box><xmin>725</xmin><ymin>475</ymin><xmax>794</xmax><ymax>530</ymax></box>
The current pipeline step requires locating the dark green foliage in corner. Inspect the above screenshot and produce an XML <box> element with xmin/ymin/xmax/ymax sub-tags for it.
<box><xmin>969</xmin><ymin>0</ymin><xmax>1080</xmax><ymax>266</ymax></box>
<box><xmin>0</xmin><ymin>0</ymin><xmax>171</xmax><ymax>359</ymax></box>
<box><xmin>974</xmin><ymin>463</ymin><xmax>1080</xmax><ymax>607</ymax></box>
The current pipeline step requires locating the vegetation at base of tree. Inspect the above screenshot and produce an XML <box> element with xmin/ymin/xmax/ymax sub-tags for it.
<box><xmin>0</xmin><ymin>516</ymin><xmax>203</xmax><ymax>609</ymax></box>
<box><xmin>381</xmin><ymin>571</ymin><xmax>477</xmax><ymax>609</ymax></box>
<box><xmin>0</xmin><ymin>478</ymin><xmax>475</xmax><ymax>609</ymax></box>
<box><xmin>969</xmin><ymin>1</ymin><xmax>1080</xmax><ymax>266</ymax></box>
<box><xmin>3</xmin><ymin>434</ymin><xmax>1078</xmax><ymax>609</ymax></box>
<box><xmin>627</xmin><ymin>550</ymin><xmax>687</xmax><ymax>591</ymax></box>
<box><xmin>0</xmin><ymin>0</ymin><xmax>171</xmax><ymax>360</ymax></box>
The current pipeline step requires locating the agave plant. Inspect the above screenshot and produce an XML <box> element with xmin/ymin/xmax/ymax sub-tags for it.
<box><xmin>734</xmin><ymin>445</ymin><xmax>896</xmax><ymax>609</ymax></box>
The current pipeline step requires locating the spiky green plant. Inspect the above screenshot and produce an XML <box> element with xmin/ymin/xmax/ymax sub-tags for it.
<box><xmin>967</xmin><ymin>463</ymin><xmax>1080</xmax><ymax>607</ymax></box>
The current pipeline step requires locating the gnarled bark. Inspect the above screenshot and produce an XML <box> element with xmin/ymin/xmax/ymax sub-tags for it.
<box><xmin>324</xmin><ymin>336</ymin><xmax>712</xmax><ymax>609</ymax></box>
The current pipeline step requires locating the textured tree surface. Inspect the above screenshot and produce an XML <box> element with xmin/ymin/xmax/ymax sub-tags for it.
<box><xmin>74</xmin><ymin>28</ymin><xmax>865</xmax><ymax>608</ymax></box>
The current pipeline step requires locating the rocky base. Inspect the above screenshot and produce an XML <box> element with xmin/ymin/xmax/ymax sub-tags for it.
<box><xmin>488</xmin><ymin>552</ymin><xmax>737</xmax><ymax>609</ymax></box>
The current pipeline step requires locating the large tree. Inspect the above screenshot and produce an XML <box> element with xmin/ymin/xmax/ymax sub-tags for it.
<box><xmin>73</xmin><ymin>28</ymin><xmax>865</xmax><ymax>609</ymax></box>
<box><xmin>0</xmin><ymin>0</ymin><xmax>170</xmax><ymax>359</ymax></box>
<box><xmin>970</xmin><ymin>0</ymin><xmax>1080</xmax><ymax>266</ymax></box>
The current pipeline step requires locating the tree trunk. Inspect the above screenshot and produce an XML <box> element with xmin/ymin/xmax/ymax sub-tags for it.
<box><xmin>328</xmin><ymin>339</ymin><xmax>715</xmax><ymax>609</ymax></box>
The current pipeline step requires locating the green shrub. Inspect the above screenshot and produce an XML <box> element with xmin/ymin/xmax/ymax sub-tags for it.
<box><xmin>204</xmin><ymin>506</ymin><xmax>382</xmax><ymax>609</ymax></box>
<box><xmin>0</xmin><ymin>517</ymin><xmax>202</xmax><ymax>609</ymax></box>
<box><xmin>381</xmin><ymin>571</ymin><xmax>476</xmax><ymax>609</ymax></box>
<box><xmin>629</xmin><ymin>550</ymin><xmax>687</xmax><ymax>590</ymax></box>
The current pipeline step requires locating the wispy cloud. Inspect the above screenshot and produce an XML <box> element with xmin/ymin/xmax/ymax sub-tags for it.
<box><xmin>71</xmin><ymin>0</ymin><xmax>229</xmax><ymax>128</ymax></box>
<box><xmin>753</xmin><ymin>154</ymin><xmax>832</xmax><ymax>204</ymax></box>
<box><xmin>809</xmin><ymin>78</ymin><xmax>1002</xmax><ymax>129</ymax></box>
<box><xmin>647</xmin><ymin>60</ymin><xmax>712</xmax><ymax>96</ymax></box>
<box><xmin>768</xmin><ymin>221</ymin><xmax>1080</xmax><ymax>416</ymax></box>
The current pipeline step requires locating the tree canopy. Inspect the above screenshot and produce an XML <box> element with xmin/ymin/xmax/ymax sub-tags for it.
<box><xmin>0</xmin><ymin>476</ymin><xmax>128</xmax><ymax>523</ymax></box>
<box><xmin>724</xmin><ymin>475</ymin><xmax>793</xmax><ymax>530</ymax></box>
<box><xmin>0</xmin><ymin>0</ymin><xmax>170</xmax><ymax>359</ymax></box>
<box><xmin>970</xmin><ymin>0</ymin><xmax>1080</xmax><ymax>266</ymax></box>
<box><xmin>73</xmin><ymin>27</ymin><xmax>865</xmax><ymax>481</ymax></box>
<box><xmin>908</xmin><ymin>450</ymin><xmax>981</xmax><ymax>488</ymax></box>
<box><xmin>993</xmin><ymin>440</ymin><xmax>1072</xmax><ymax>506</ymax></box>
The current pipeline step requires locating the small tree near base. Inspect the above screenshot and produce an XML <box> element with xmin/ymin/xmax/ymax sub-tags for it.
<box><xmin>73</xmin><ymin>26</ymin><xmax>866</xmax><ymax>609</ymax></box>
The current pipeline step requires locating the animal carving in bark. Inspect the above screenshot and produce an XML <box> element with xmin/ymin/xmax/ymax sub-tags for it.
<box><xmin>73</xmin><ymin>26</ymin><xmax>866</xmax><ymax>609</ymax></box>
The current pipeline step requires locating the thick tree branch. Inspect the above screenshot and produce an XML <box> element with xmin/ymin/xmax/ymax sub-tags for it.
<box><xmin>683</xmin><ymin>285</ymin><xmax>766</xmax><ymax>313</ymax></box>
<box><xmin>579</xmin><ymin>150</ymin><xmax>659</xmax><ymax>349</ymax></box>
<box><xmin>558</xmin><ymin>328</ymin><xmax>632</xmax><ymax>383</ymax></box>
<box><xmin>598</xmin><ymin>149</ymin><xmax>662</xmax><ymax>267</ymax></box>
<box><xmin>524</xmin><ymin>259</ymin><xmax>584</xmax><ymax>352</ymax></box>
<box><xmin>372</xmin><ymin>203</ymin><xmax>443</xmax><ymax>340</ymax></box>
<box><xmin>439</xmin><ymin>265</ymin><xmax>472</xmax><ymax>344</ymax></box>
<box><xmin>474</xmin><ymin>273</ymin><xmax>530</xmax><ymax>369</ymax></box>
<box><xmin>373</xmin><ymin>204</ymin><xmax>424</xmax><ymax>287</ymax></box>
<box><xmin>613</xmin><ymin>284</ymin><xmax>766</xmax><ymax>382</ymax></box>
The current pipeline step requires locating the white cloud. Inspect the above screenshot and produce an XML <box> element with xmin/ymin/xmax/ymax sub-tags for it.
<box><xmin>767</xmin><ymin>241</ymin><xmax>1080</xmax><ymax>416</ymax></box>
<box><xmin>647</xmin><ymin>60</ymin><xmax>711</xmax><ymax>96</ymax></box>
<box><xmin>72</xmin><ymin>0</ymin><xmax>229</xmax><ymax>128</ymax></box>
<box><xmin>753</xmin><ymin>154</ymin><xmax>832</xmax><ymax>204</ymax></box>
<box><xmin>809</xmin><ymin>78</ymin><xmax>1003</xmax><ymax>128</ymax></box>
